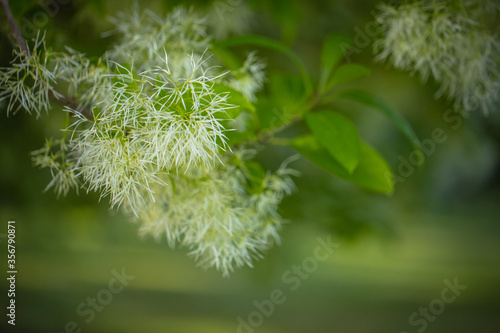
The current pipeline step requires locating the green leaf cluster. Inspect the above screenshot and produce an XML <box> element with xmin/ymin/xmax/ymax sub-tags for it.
<box><xmin>210</xmin><ymin>32</ymin><xmax>424</xmax><ymax>194</ymax></box>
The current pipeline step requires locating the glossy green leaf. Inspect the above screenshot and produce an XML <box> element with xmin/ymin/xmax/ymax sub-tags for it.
<box><xmin>305</xmin><ymin>111</ymin><xmax>360</xmax><ymax>173</ymax></box>
<box><xmin>269</xmin><ymin>73</ymin><xmax>307</xmax><ymax>110</ymax></box>
<box><xmin>268</xmin><ymin>0</ymin><xmax>301</xmax><ymax>44</ymax></box>
<box><xmin>321</xmin><ymin>34</ymin><xmax>351</xmax><ymax>74</ymax></box>
<box><xmin>292</xmin><ymin>135</ymin><xmax>394</xmax><ymax>194</ymax></box>
<box><xmin>326</xmin><ymin>64</ymin><xmax>371</xmax><ymax>90</ymax></box>
<box><xmin>338</xmin><ymin>89</ymin><xmax>423</xmax><ymax>153</ymax></box>
<box><xmin>319</xmin><ymin>34</ymin><xmax>352</xmax><ymax>93</ymax></box>
<box><xmin>256</xmin><ymin>74</ymin><xmax>307</xmax><ymax>131</ymax></box>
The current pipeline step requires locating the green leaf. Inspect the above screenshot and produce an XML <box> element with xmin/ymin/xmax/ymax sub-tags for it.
<box><xmin>256</xmin><ymin>74</ymin><xmax>307</xmax><ymax>131</ymax></box>
<box><xmin>326</xmin><ymin>64</ymin><xmax>371</xmax><ymax>91</ymax></box>
<box><xmin>212</xmin><ymin>83</ymin><xmax>255</xmax><ymax>120</ymax></box>
<box><xmin>319</xmin><ymin>33</ymin><xmax>352</xmax><ymax>93</ymax></box>
<box><xmin>214</xmin><ymin>35</ymin><xmax>312</xmax><ymax>96</ymax></box>
<box><xmin>305</xmin><ymin>111</ymin><xmax>360</xmax><ymax>173</ymax></box>
<box><xmin>267</xmin><ymin>0</ymin><xmax>301</xmax><ymax>44</ymax></box>
<box><xmin>292</xmin><ymin>135</ymin><xmax>394</xmax><ymax>194</ymax></box>
<box><xmin>338</xmin><ymin>89</ymin><xmax>423</xmax><ymax>153</ymax></box>
<box><xmin>255</xmin><ymin>97</ymin><xmax>279</xmax><ymax>131</ymax></box>
<box><xmin>321</xmin><ymin>34</ymin><xmax>352</xmax><ymax>74</ymax></box>
<box><xmin>269</xmin><ymin>73</ymin><xmax>307</xmax><ymax>110</ymax></box>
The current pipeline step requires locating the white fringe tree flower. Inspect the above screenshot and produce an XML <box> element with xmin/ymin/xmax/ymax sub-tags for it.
<box><xmin>31</xmin><ymin>137</ymin><xmax>79</xmax><ymax>197</ymax></box>
<box><xmin>0</xmin><ymin>3</ymin><xmax>299</xmax><ymax>276</ymax></box>
<box><xmin>138</xmin><ymin>151</ymin><xmax>297</xmax><ymax>276</ymax></box>
<box><xmin>374</xmin><ymin>0</ymin><xmax>500</xmax><ymax>114</ymax></box>
<box><xmin>226</xmin><ymin>52</ymin><xmax>266</xmax><ymax>102</ymax></box>
<box><xmin>0</xmin><ymin>33</ymin><xmax>59</xmax><ymax>117</ymax></box>
<box><xmin>2</xmin><ymin>0</ymin><xmax>432</xmax><ymax>276</ymax></box>
<box><xmin>105</xmin><ymin>6</ymin><xmax>210</xmax><ymax>75</ymax></box>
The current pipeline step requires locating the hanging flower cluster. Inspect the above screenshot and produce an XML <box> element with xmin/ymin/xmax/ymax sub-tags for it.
<box><xmin>0</xmin><ymin>5</ymin><xmax>292</xmax><ymax>276</ymax></box>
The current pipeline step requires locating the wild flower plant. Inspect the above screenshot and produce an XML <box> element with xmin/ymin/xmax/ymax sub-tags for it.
<box><xmin>1</xmin><ymin>1</ymin><xmax>433</xmax><ymax>275</ymax></box>
<box><xmin>1</xmin><ymin>3</ymin><xmax>285</xmax><ymax>275</ymax></box>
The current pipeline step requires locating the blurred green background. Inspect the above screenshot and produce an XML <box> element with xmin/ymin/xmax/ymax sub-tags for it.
<box><xmin>1</xmin><ymin>0</ymin><xmax>500</xmax><ymax>332</ymax></box>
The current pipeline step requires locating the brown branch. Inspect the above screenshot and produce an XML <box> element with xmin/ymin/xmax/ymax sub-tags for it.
<box><xmin>1</xmin><ymin>0</ymin><xmax>94</xmax><ymax>121</ymax></box>
<box><xmin>48</xmin><ymin>91</ymin><xmax>94</xmax><ymax>120</ymax></box>
<box><xmin>0</xmin><ymin>0</ymin><xmax>29</xmax><ymax>55</ymax></box>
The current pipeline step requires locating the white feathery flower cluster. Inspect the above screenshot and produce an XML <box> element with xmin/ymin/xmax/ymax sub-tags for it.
<box><xmin>31</xmin><ymin>137</ymin><xmax>79</xmax><ymax>197</ymax></box>
<box><xmin>0</xmin><ymin>33</ymin><xmax>59</xmax><ymax>117</ymax></box>
<box><xmin>226</xmin><ymin>52</ymin><xmax>266</xmax><ymax>102</ymax></box>
<box><xmin>138</xmin><ymin>150</ymin><xmax>296</xmax><ymax>276</ymax></box>
<box><xmin>439</xmin><ymin>31</ymin><xmax>500</xmax><ymax>115</ymax></box>
<box><xmin>139</xmin><ymin>54</ymin><xmax>231</xmax><ymax>171</ymax></box>
<box><xmin>206</xmin><ymin>1</ymin><xmax>254</xmax><ymax>40</ymax></box>
<box><xmin>374</xmin><ymin>1</ymin><xmax>500</xmax><ymax>114</ymax></box>
<box><xmin>75</xmin><ymin>121</ymin><xmax>162</xmax><ymax>215</ymax></box>
<box><xmin>73</xmin><ymin>53</ymin><xmax>232</xmax><ymax>215</ymax></box>
<box><xmin>2</xmin><ymin>4</ymin><xmax>292</xmax><ymax>275</ymax></box>
<box><xmin>105</xmin><ymin>6</ymin><xmax>210</xmax><ymax>75</ymax></box>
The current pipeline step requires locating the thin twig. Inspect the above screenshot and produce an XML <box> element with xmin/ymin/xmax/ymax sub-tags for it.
<box><xmin>48</xmin><ymin>91</ymin><xmax>94</xmax><ymax>120</ymax></box>
<box><xmin>0</xmin><ymin>0</ymin><xmax>29</xmax><ymax>55</ymax></box>
<box><xmin>0</xmin><ymin>0</ymin><xmax>94</xmax><ymax>121</ymax></box>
